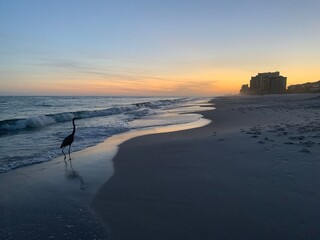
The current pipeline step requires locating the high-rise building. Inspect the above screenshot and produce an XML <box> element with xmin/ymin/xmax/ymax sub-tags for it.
<box><xmin>249</xmin><ymin>72</ymin><xmax>287</xmax><ymax>94</ymax></box>
<box><xmin>240</xmin><ymin>84</ymin><xmax>249</xmax><ymax>94</ymax></box>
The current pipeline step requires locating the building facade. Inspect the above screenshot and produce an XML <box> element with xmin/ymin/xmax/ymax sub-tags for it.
<box><xmin>240</xmin><ymin>72</ymin><xmax>287</xmax><ymax>95</ymax></box>
<box><xmin>287</xmin><ymin>80</ymin><xmax>320</xmax><ymax>93</ymax></box>
<box><xmin>240</xmin><ymin>84</ymin><xmax>249</xmax><ymax>94</ymax></box>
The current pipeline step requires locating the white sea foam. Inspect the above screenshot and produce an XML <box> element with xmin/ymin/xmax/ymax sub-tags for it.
<box><xmin>0</xmin><ymin>98</ymin><xmax>195</xmax><ymax>134</ymax></box>
<box><xmin>0</xmin><ymin>96</ymin><xmax>211</xmax><ymax>173</ymax></box>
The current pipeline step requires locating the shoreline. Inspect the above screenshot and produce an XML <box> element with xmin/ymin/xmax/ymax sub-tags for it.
<box><xmin>2</xmin><ymin>94</ymin><xmax>320</xmax><ymax>239</ymax></box>
<box><xmin>92</xmin><ymin>94</ymin><xmax>320</xmax><ymax>240</ymax></box>
<box><xmin>0</xmin><ymin>106</ymin><xmax>212</xmax><ymax>239</ymax></box>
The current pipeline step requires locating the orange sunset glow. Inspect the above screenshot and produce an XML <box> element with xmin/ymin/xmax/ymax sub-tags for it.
<box><xmin>1</xmin><ymin>1</ymin><xmax>319</xmax><ymax>96</ymax></box>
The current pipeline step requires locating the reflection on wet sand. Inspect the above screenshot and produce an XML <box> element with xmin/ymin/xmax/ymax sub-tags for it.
<box><xmin>65</xmin><ymin>160</ymin><xmax>85</xmax><ymax>190</ymax></box>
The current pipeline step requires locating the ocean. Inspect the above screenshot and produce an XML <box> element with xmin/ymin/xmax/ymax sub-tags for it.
<box><xmin>0</xmin><ymin>96</ymin><xmax>210</xmax><ymax>173</ymax></box>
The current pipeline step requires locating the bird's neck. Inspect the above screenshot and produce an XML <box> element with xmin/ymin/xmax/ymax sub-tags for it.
<box><xmin>72</xmin><ymin>120</ymin><xmax>76</xmax><ymax>135</ymax></box>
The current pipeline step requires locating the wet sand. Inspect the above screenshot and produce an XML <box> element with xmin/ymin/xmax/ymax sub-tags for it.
<box><xmin>92</xmin><ymin>94</ymin><xmax>320</xmax><ymax>240</ymax></box>
<box><xmin>1</xmin><ymin>94</ymin><xmax>320</xmax><ymax>239</ymax></box>
<box><xmin>0</xmin><ymin>108</ymin><xmax>209</xmax><ymax>239</ymax></box>
<box><xmin>0</xmin><ymin>140</ymin><xmax>114</xmax><ymax>239</ymax></box>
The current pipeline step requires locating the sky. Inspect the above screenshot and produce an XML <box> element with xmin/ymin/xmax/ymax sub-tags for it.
<box><xmin>0</xmin><ymin>0</ymin><xmax>319</xmax><ymax>96</ymax></box>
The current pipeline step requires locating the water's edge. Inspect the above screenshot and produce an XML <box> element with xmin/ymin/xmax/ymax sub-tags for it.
<box><xmin>0</xmin><ymin>107</ymin><xmax>213</xmax><ymax>239</ymax></box>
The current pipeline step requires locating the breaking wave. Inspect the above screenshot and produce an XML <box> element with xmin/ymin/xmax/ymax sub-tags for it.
<box><xmin>0</xmin><ymin>98</ymin><xmax>191</xmax><ymax>135</ymax></box>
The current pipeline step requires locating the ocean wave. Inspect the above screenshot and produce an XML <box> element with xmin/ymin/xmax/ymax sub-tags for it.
<box><xmin>0</xmin><ymin>123</ymin><xmax>129</xmax><ymax>173</ymax></box>
<box><xmin>0</xmin><ymin>97</ymin><xmax>209</xmax><ymax>173</ymax></box>
<box><xmin>0</xmin><ymin>98</ymin><xmax>191</xmax><ymax>135</ymax></box>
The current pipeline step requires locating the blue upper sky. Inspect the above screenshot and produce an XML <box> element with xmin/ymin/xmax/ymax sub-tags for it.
<box><xmin>1</xmin><ymin>0</ymin><xmax>319</xmax><ymax>95</ymax></box>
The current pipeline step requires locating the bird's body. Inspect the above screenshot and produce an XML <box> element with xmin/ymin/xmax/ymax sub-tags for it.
<box><xmin>60</xmin><ymin>118</ymin><xmax>77</xmax><ymax>160</ymax></box>
<box><xmin>60</xmin><ymin>134</ymin><xmax>74</xmax><ymax>149</ymax></box>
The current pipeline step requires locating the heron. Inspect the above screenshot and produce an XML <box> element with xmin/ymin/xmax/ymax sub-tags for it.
<box><xmin>60</xmin><ymin>117</ymin><xmax>78</xmax><ymax>161</ymax></box>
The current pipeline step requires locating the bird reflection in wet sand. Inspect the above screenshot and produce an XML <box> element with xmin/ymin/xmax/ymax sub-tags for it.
<box><xmin>65</xmin><ymin>160</ymin><xmax>85</xmax><ymax>191</ymax></box>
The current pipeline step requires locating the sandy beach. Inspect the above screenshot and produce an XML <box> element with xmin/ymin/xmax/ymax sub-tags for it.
<box><xmin>92</xmin><ymin>94</ymin><xmax>320</xmax><ymax>240</ymax></box>
<box><xmin>0</xmin><ymin>101</ymin><xmax>210</xmax><ymax>239</ymax></box>
<box><xmin>1</xmin><ymin>94</ymin><xmax>320</xmax><ymax>239</ymax></box>
<box><xmin>2</xmin><ymin>1</ymin><xmax>320</xmax><ymax>239</ymax></box>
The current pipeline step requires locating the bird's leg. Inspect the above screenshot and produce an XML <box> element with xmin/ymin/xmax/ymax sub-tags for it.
<box><xmin>62</xmin><ymin>148</ymin><xmax>67</xmax><ymax>164</ymax></box>
<box><xmin>68</xmin><ymin>145</ymin><xmax>71</xmax><ymax>160</ymax></box>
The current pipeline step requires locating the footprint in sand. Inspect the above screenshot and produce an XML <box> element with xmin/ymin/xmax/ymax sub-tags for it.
<box><xmin>300</xmin><ymin>141</ymin><xmax>315</xmax><ymax>147</ymax></box>
<box><xmin>300</xmin><ymin>148</ymin><xmax>311</xmax><ymax>153</ymax></box>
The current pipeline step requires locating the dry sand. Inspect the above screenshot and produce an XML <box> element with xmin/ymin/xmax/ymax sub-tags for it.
<box><xmin>92</xmin><ymin>94</ymin><xmax>320</xmax><ymax>240</ymax></box>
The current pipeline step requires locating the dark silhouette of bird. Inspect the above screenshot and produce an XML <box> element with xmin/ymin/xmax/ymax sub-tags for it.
<box><xmin>60</xmin><ymin>118</ymin><xmax>78</xmax><ymax>161</ymax></box>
